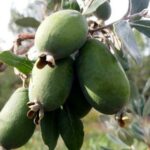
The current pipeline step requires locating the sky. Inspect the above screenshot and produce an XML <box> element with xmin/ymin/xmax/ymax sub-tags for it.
<box><xmin>0</xmin><ymin>0</ymin><xmax>32</xmax><ymax>49</ymax></box>
<box><xmin>0</xmin><ymin>0</ymin><xmax>149</xmax><ymax>50</ymax></box>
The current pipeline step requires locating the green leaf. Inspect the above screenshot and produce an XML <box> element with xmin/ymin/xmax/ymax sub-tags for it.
<box><xmin>107</xmin><ymin>134</ymin><xmax>127</xmax><ymax>147</ymax></box>
<box><xmin>114</xmin><ymin>20</ymin><xmax>142</xmax><ymax>64</ymax></box>
<box><xmin>114</xmin><ymin>49</ymin><xmax>130</xmax><ymax>71</ymax></box>
<box><xmin>129</xmin><ymin>81</ymin><xmax>140</xmax><ymax>114</ymax></box>
<box><xmin>129</xmin><ymin>80</ymin><xmax>145</xmax><ymax>116</ymax></box>
<box><xmin>100</xmin><ymin>146</ymin><xmax>112</xmax><ymax>150</ymax></box>
<box><xmin>131</xmin><ymin>0</ymin><xmax>149</xmax><ymax>15</ymax></box>
<box><xmin>143</xmin><ymin>98</ymin><xmax>150</xmax><ymax>116</ymax></box>
<box><xmin>131</xmin><ymin>122</ymin><xmax>145</xmax><ymax>142</ymax></box>
<box><xmin>142</xmin><ymin>78</ymin><xmax>150</xmax><ymax>95</ymax></box>
<box><xmin>0</xmin><ymin>51</ymin><xmax>33</xmax><ymax>74</ymax></box>
<box><xmin>83</xmin><ymin>0</ymin><xmax>107</xmax><ymax>15</ymax></box>
<box><xmin>40</xmin><ymin>111</ymin><xmax>59</xmax><ymax>150</ymax></box>
<box><xmin>58</xmin><ymin>107</ymin><xmax>84</xmax><ymax>150</ymax></box>
<box><xmin>117</xmin><ymin>129</ymin><xmax>134</xmax><ymax>146</ymax></box>
<box><xmin>130</xmin><ymin>20</ymin><xmax>150</xmax><ymax>38</ymax></box>
<box><xmin>15</xmin><ymin>17</ymin><xmax>40</xmax><ymax>28</ymax></box>
<box><xmin>47</xmin><ymin>0</ymin><xmax>62</xmax><ymax>11</ymax></box>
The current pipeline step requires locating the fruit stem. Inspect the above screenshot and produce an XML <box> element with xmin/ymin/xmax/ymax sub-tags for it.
<box><xmin>27</xmin><ymin>101</ymin><xmax>44</xmax><ymax>125</ymax></box>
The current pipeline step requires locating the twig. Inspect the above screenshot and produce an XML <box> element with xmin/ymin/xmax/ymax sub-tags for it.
<box><xmin>89</xmin><ymin>9</ymin><xmax>149</xmax><ymax>33</ymax></box>
<box><xmin>122</xmin><ymin>0</ymin><xmax>132</xmax><ymax>19</ymax></box>
<box><xmin>89</xmin><ymin>21</ymin><xmax>115</xmax><ymax>32</ymax></box>
<box><xmin>126</xmin><ymin>9</ymin><xmax>149</xmax><ymax>20</ymax></box>
<box><xmin>16</xmin><ymin>33</ymin><xmax>35</xmax><ymax>44</ymax></box>
<box><xmin>11</xmin><ymin>33</ymin><xmax>35</xmax><ymax>54</ymax></box>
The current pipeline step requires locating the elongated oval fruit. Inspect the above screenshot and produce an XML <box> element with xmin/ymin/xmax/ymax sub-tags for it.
<box><xmin>65</xmin><ymin>74</ymin><xmax>91</xmax><ymax>118</ymax></box>
<box><xmin>35</xmin><ymin>10</ymin><xmax>88</xmax><ymax>60</ymax></box>
<box><xmin>0</xmin><ymin>87</ymin><xmax>35</xmax><ymax>149</ymax></box>
<box><xmin>76</xmin><ymin>39</ymin><xmax>130</xmax><ymax>114</ymax></box>
<box><xmin>94</xmin><ymin>1</ymin><xmax>111</xmax><ymax>20</ymax></box>
<box><xmin>27</xmin><ymin>58</ymin><xmax>73</xmax><ymax>124</ymax></box>
<box><xmin>40</xmin><ymin>111</ymin><xmax>59</xmax><ymax>150</ymax></box>
<box><xmin>58</xmin><ymin>107</ymin><xmax>84</xmax><ymax>150</ymax></box>
<box><xmin>63</xmin><ymin>1</ymin><xmax>80</xmax><ymax>11</ymax></box>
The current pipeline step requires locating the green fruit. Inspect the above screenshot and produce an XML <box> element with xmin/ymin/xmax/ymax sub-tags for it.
<box><xmin>63</xmin><ymin>1</ymin><xmax>80</xmax><ymax>11</ymax></box>
<box><xmin>28</xmin><ymin>58</ymin><xmax>73</xmax><ymax>123</ymax></box>
<box><xmin>40</xmin><ymin>111</ymin><xmax>59</xmax><ymax>150</ymax></box>
<box><xmin>0</xmin><ymin>87</ymin><xmax>35</xmax><ymax>149</ymax></box>
<box><xmin>65</xmin><ymin>74</ymin><xmax>91</xmax><ymax>118</ymax></box>
<box><xmin>58</xmin><ymin>107</ymin><xmax>84</xmax><ymax>150</ymax></box>
<box><xmin>35</xmin><ymin>10</ymin><xmax>88</xmax><ymax>60</ymax></box>
<box><xmin>94</xmin><ymin>1</ymin><xmax>111</xmax><ymax>20</ymax></box>
<box><xmin>76</xmin><ymin>39</ymin><xmax>130</xmax><ymax>114</ymax></box>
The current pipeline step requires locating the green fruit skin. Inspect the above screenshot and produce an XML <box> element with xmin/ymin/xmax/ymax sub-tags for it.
<box><xmin>95</xmin><ymin>1</ymin><xmax>111</xmax><ymax>20</ymax></box>
<box><xmin>40</xmin><ymin>111</ymin><xmax>59</xmax><ymax>150</ymax></box>
<box><xmin>76</xmin><ymin>39</ymin><xmax>130</xmax><ymax>114</ymax></box>
<box><xmin>0</xmin><ymin>87</ymin><xmax>35</xmax><ymax>149</ymax></box>
<box><xmin>58</xmin><ymin>107</ymin><xmax>84</xmax><ymax>150</ymax></box>
<box><xmin>29</xmin><ymin>58</ymin><xmax>73</xmax><ymax>111</ymax></box>
<box><xmin>63</xmin><ymin>1</ymin><xmax>80</xmax><ymax>11</ymax></box>
<box><xmin>35</xmin><ymin>10</ymin><xmax>88</xmax><ymax>60</ymax></box>
<box><xmin>65</xmin><ymin>74</ymin><xmax>92</xmax><ymax>118</ymax></box>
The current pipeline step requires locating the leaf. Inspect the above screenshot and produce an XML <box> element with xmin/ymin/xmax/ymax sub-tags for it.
<box><xmin>83</xmin><ymin>0</ymin><xmax>107</xmax><ymax>15</ymax></box>
<box><xmin>129</xmin><ymin>80</ymin><xmax>145</xmax><ymax>116</ymax></box>
<box><xmin>114</xmin><ymin>49</ymin><xmax>130</xmax><ymax>71</ymax></box>
<box><xmin>40</xmin><ymin>111</ymin><xmax>59</xmax><ymax>150</ymax></box>
<box><xmin>58</xmin><ymin>107</ymin><xmax>84</xmax><ymax>150</ymax></box>
<box><xmin>117</xmin><ymin>129</ymin><xmax>134</xmax><ymax>146</ymax></box>
<box><xmin>76</xmin><ymin>0</ymin><xmax>84</xmax><ymax>9</ymax></box>
<box><xmin>142</xmin><ymin>78</ymin><xmax>150</xmax><ymax>95</ymax></box>
<box><xmin>107</xmin><ymin>133</ymin><xmax>127</xmax><ymax>147</ymax></box>
<box><xmin>131</xmin><ymin>0</ymin><xmax>149</xmax><ymax>15</ymax></box>
<box><xmin>99</xmin><ymin>115</ymin><xmax>114</xmax><ymax>130</ymax></box>
<box><xmin>130</xmin><ymin>20</ymin><xmax>150</xmax><ymax>38</ymax></box>
<box><xmin>0</xmin><ymin>51</ymin><xmax>33</xmax><ymax>74</ymax></box>
<box><xmin>47</xmin><ymin>0</ymin><xmax>62</xmax><ymax>11</ymax></box>
<box><xmin>143</xmin><ymin>98</ymin><xmax>150</xmax><ymax>116</ymax></box>
<box><xmin>131</xmin><ymin>122</ymin><xmax>145</xmax><ymax>142</ymax></box>
<box><xmin>15</xmin><ymin>17</ymin><xmax>40</xmax><ymax>28</ymax></box>
<box><xmin>114</xmin><ymin>20</ymin><xmax>142</xmax><ymax>64</ymax></box>
<box><xmin>100</xmin><ymin>146</ymin><xmax>112</xmax><ymax>150</ymax></box>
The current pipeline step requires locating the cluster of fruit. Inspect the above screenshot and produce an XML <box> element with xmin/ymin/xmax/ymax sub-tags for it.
<box><xmin>0</xmin><ymin>3</ymin><xmax>130</xmax><ymax>150</ymax></box>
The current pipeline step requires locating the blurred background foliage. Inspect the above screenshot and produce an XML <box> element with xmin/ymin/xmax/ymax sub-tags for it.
<box><xmin>0</xmin><ymin>0</ymin><xmax>150</xmax><ymax>150</ymax></box>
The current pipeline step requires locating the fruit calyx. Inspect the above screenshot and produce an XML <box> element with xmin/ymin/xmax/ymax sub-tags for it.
<box><xmin>36</xmin><ymin>52</ymin><xmax>55</xmax><ymax>69</ymax></box>
<box><xmin>27</xmin><ymin>100</ymin><xmax>44</xmax><ymax>125</ymax></box>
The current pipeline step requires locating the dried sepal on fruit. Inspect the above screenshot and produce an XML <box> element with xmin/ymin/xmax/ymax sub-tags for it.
<box><xmin>27</xmin><ymin>58</ymin><xmax>73</xmax><ymax>124</ymax></box>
